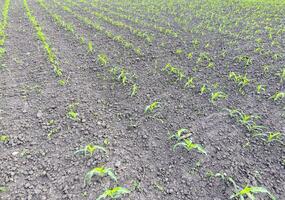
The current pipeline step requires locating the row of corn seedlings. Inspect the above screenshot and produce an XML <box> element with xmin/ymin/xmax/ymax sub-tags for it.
<box><xmin>51</xmin><ymin>0</ymin><xmax>142</xmax><ymax>55</ymax></box>
<box><xmin>74</xmin><ymin>142</ymin><xmax>130</xmax><ymax>199</ymax></box>
<box><xmin>0</xmin><ymin>0</ymin><xmax>11</xmax><ymax>60</ymax></box>
<box><xmin>63</xmin><ymin>0</ymin><xmax>154</xmax><ymax>43</ymax></box>
<box><xmin>76</xmin><ymin>0</ymin><xmax>178</xmax><ymax>37</ymax></box>
<box><xmin>23</xmin><ymin>0</ymin><xmax>64</xmax><ymax>83</ymax></box>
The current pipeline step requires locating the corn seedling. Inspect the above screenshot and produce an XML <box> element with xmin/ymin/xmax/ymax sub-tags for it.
<box><xmin>184</xmin><ymin>76</ymin><xmax>195</xmax><ymax>88</ymax></box>
<box><xmin>0</xmin><ymin>134</ymin><xmax>9</xmax><ymax>142</ymax></box>
<box><xmin>229</xmin><ymin>72</ymin><xmax>250</xmax><ymax>92</ymax></box>
<box><xmin>214</xmin><ymin>172</ymin><xmax>238</xmax><ymax>190</ymax></box>
<box><xmin>230</xmin><ymin>185</ymin><xmax>276</xmax><ymax>200</ymax></box>
<box><xmin>169</xmin><ymin>128</ymin><xmax>190</xmax><ymax>140</ymax></box>
<box><xmin>98</xmin><ymin>54</ymin><xmax>108</xmax><ymax>66</ymax></box>
<box><xmin>88</xmin><ymin>41</ymin><xmax>93</xmax><ymax>53</ymax></box>
<box><xmin>235</xmin><ymin>55</ymin><xmax>252</xmax><ymax>67</ymax></box>
<box><xmin>226</xmin><ymin>108</ymin><xmax>266</xmax><ymax>136</ymax></box>
<box><xmin>145</xmin><ymin>101</ymin><xmax>160</xmax><ymax>113</ymax></box>
<box><xmin>75</xmin><ymin>143</ymin><xmax>107</xmax><ymax>157</ymax></box>
<box><xmin>118</xmin><ymin>68</ymin><xmax>128</xmax><ymax>85</ymax></box>
<box><xmin>0</xmin><ymin>186</ymin><xmax>7</xmax><ymax>192</ymax></box>
<box><xmin>187</xmin><ymin>52</ymin><xmax>193</xmax><ymax>59</ymax></box>
<box><xmin>256</xmin><ymin>84</ymin><xmax>266</xmax><ymax>94</ymax></box>
<box><xmin>265</xmin><ymin>131</ymin><xmax>283</xmax><ymax>144</ymax></box>
<box><xmin>130</xmin><ymin>83</ymin><xmax>138</xmax><ymax>96</ymax></box>
<box><xmin>96</xmin><ymin>187</ymin><xmax>130</xmax><ymax>200</ymax></box>
<box><xmin>162</xmin><ymin>63</ymin><xmax>185</xmax><ymax>81</ymax></box>
<box><xmin>211</xmin><ymin>91</ymin><xmax>227</xmax><ymax>103</ymax></box>
<box><xmin>270</xmin><ymin>91</ymin><xmax>285</xmax><ymax>101</ymax></box>
<box><xmin>85</xmin><ymin>166</ymin><xmax>117</xmax><ymax>185</ymax></box>
<box><xmin>47</xmin><ymin>128</ymin><xmax>59</xmax><ymax>139</ymax></box>
<box><xmin>200</xmin><ymin>84</ymin><xmax>207</xmax><ymax>95</ymax></box>
<box><xmin>58</xmin><ymin>79</ymin><xmax>67</xmax><ymax>86</ymax></box>
<box><xmin>175</xmin><ymin>49</ymin><xmax>183</xmax><ymax>55</ymax></box>
<box><xmin>67</xmin><ymin>103</ymin><xmax>79</xmax><ymax>120</ymax></box>
<box><xmin>173</xmin><ymin>138</ymin><xmax>206</xmax><ymax>154</ymax></box>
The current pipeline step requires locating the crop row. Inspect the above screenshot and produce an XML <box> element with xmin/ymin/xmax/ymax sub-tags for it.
<box><xmin>0</xmin><ymin>0</ymin><xmax>11</xmax><ymax>60</ymax></box>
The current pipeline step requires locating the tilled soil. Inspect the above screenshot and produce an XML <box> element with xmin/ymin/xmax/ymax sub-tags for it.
<box><xmin>0</xmin><ymin>0</ymin><xmax>284</xmax><ymax>200</ymax></box>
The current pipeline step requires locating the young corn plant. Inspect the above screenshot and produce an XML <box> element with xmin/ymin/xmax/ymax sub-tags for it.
<box><xmin>213</xmin><ymin>172</ymin><xmax>238</xmax><ymax>190</ymax></box>
<box><xmin>235</xmin><ymin>55</ymin><xmax>252</xmax><ymax>67</ymax></box>
<box><xmin>264</xmin><ymin>131</ymin><xmax>283</xmax><ymax>144</ymax></box>
<box><xmin>270</xmin><ymin>91</ymin><xmax>285</xmax><ymax>101</ymax></box>
<box><xmin>130</xmin><ymin>83</ymin><xmax>138</xmax><ymax>97</ymax></box>
<box><xmin>229</xmin><ymin>72</ymin><xmax>250</xmax><ymax>93</ymax></box>
<box><xmin>226</xmin><ymin>108</ymin><xmax>266</xmax><ymax>136</ymax></box>
<box><xmin>184</xmin><ymin>76</ymin><xmax>195</xmax><ymax>88</ymax></box>
<box><xmin>96</xmin><ymin>187</ymin><xmax>130</xmax><ymax>200</ymax></box>
<box><xmin>145</xmin><ymin>101</ymin><xmax>160</xmax><ymax>113</ymax></box>
<box><xmin>162</xmin><ymin>63</ymin><xmax>185</xmax><ymax>81</ymax></box>
<box><xmin>230</xmin><ymin>185</ymin><xmax>276</xmax><ymax>200</ymax></box>
<box><xmin>173</xmin><ymin>138</ymin><xmax>207</xmax><ymax>155</ymax></box>
<box><xmin>87</xmin><ymin>41</ymin><xmax>93</xmax><ymax>53</ymax></box>
<box><xmin>214</xmin><ymin>172</ymin><xmax>275</xmax><ymax>200</ymax></box>
<box><xmin>0</xmin><ymin>186</ymin><xmax>7</xmax><ymax>192</ymax></box>
<box><xmin>67</xmin><ymin>103</ymin><xmax>79</xmax><ymax>121</ymax></box>
<box><xmin>0</xmin><ymin>134</ymin><xmax>9</xmax><ymax>142</ymax></box>
<box><xmin>256</xmin><ymin>84</ymin><xmax>266</xmax><ymax>94</ymax></box>
<box><xmin>85</xmin><ymin>166</ymin><xmax>117</xmax><ymax>185</ymax></box>
<box><xmin>211</xmin><ymin>91</ymin><xmax>227</xmax><ymax>103</ymax></box>
<box><xmin>75</xmin><ymin>143</ymin><xmax>107</xmax><ymax>157</ymax></box>
<box><xmin>200</xmin><ymin>84</ymin><xmax>207</xmax><ymax>95</ymax></box>
<box><xmin>118</xmin><ymin>68</ymin><xmax>128</xmax><ymax>85</ymax></box>
<box><xmin>98</xmin><ymin>54</ymin><xmax>108</xmax><ymax>66</ymax></box>
<box><xmin>169</xmin><ymin>128</ymin><xmax>191</xmax><ymax>140</ymax></box>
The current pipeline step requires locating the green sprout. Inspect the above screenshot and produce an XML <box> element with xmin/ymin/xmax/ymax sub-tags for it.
<box><xmin>58</xmin><ymin>79</ymin><xmax>66</xmax><ymax>86</ymax></box>
<box><xmin>75</xmin><ymin>143</ymin><xmax>107</xmax><ymax>157</ymax></box>
<box><xmin>98</xmin><ymin>54</ymin><xmax>108</xmax><ymax>66</ymax></box>
<box><xmin>162</xmin><ymin>63</ymin><xmax>185</xmax><ymax>81</ymax></box>
<box><xmin>187</xmin><ymin>52</ymin><xmax>193</xmax><ymax>59</ymax></box>
<box><xmin>173</xmin><ymin>138</ymin><xmax>206</xmax><ymax>155</ymax></box>
<box><xmin>214</xmin><ymin>172</ymin><xmax>275</xmax><ymax>200</ymax></box>
<box><xmin>229</xmin><ymin>72</ymin><xmax>250</xmax><ymax>92</ymax></box>
<box><xmin>67</xmin><ymin>103</ymin><xmax>79</xmax><ymax>121</ymax></box>
<box><xmin>200</xmin><ymin>84</ymin><xmax>207</xmax><ymax>95</ymax></box>
<box><xmin>256</xmin><ymin>84</ymin><xmax>266</xmax><ymax>94</ymax></box>
<box><xmin>130</xmin><ymin>84</ymin><xmax>138</xmax><ymax>97</ymax></box>
<box><xmin>144</xmin><ymin>101</ymin><xmax>160</xmax><ymax>113</ymax></box>
<box><xmin>236</xmin><ymin>55</ymin><xmax>252</xmax><ymax>67</ymax></box>
<box><xmin>0</xmin><ymin>135</ymin><xmax>9</xmax><ymax>142</ymax></box>
<box><xmin>169</xmin><ymin>128</ymin><xmax>190</xmax><ymax>140</ymax></box>
<box><xmin>118</xmin><ymin>68</ymin><xmax>128</xmax><ymax>85</ymax></box>
<box><xmin>85</xmin><ymin>167</ymin><xmax>117</xmax><ymax>185</ymax></box>
<box><xmin>270</xmin><ymin>91</ymin><xmax>285</xmax><ymax>101</ymax></box>
<box><xmin>47</xmin><ymin>128</ymin><xmax>59</xmax><ymax>139</ymax></box>
<box><xmin>0</xmin><ymin>186</ymin><xmax>7</xmax><ymax>192</ymax></box>
<box><xmin>184</xmin><ymin>76</ymin><xmax>195</xmax><ymax>88</ymax></box>
<box><xmin>226</xmin><ymin>108</ymin><xmax>266</xmax><ymax>136</ymax></box>
<box><xmin>230</xmin><ymin>185</ymin><xmax>276</xmax><ymax>200</ymax></box>
<box><xmin>265</xmin><ymin>131</ymin><xmax>283</xmax><ymax>143</ymax></box>
<box><xmin>175</xmin><ymin>49</ymin><xmax>183</xmax><ymax>55</ymax></box>
<box><xmin>214</xmin><ymin>172</ymin><xmax>238</xmax><ymax>190</ymax></box>
<box><xmin>211</xmin><ymin>91</ymin><xmax>227</xmax><ymax>103</ymax></box>
<box><xmin>88</xmin><ymin>41</ymin><xmax>93</xmax><ymax>53</ymax></box>
<box><xmin>96</xmin><ymin>187</ymin><xmax>130</xmax><ymax>200</ymax></box>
